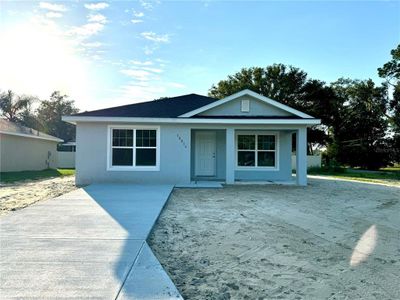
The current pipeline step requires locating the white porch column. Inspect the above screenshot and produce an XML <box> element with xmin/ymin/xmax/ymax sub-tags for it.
<box><xmin>296</xmin><ymin>127</ymin><xmax>308</xmax><ymax>186</ymax></box>
<box><xmin>226</xmin><ymin>128</ymin><xmax>235</xmax><ymax>184</ymax></box>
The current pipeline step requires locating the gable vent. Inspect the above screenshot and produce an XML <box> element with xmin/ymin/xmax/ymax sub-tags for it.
<box><xmin>241</xmin><ymin>99</ymin><xmax>250</xmax><ymax>112</ymax></box>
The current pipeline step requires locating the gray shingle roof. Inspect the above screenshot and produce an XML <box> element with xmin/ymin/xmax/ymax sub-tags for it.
<box><xmin>0</xmin><ymin>119</ymin><xmax>62</xmax><ymax>142</ymax></box>
<box><xmin>72</xmin><ymin>94</ymin><xmax>218</xmax><ymax>118</ymax></box>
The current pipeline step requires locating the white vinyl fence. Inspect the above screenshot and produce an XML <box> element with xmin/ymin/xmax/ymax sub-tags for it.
<box><xmin>292</xmin><ymin>155</ymin><xmax>321</xmax><ymax>170</ymax></box>
<box><xmin>57</xmin><ymin>152</ymin><xmax>75</xmax><ymax>168</ymax></box>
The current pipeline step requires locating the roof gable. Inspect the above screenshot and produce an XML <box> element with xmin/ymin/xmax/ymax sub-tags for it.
<box><xmin>179</xmin><ymin>89</ymin><xmax>314</xmax><ymax>119</ymax></box>
<box><xmin>197</xmin><ymin>95</ymin><xmax>296</xmax><ymax>118</ymax></box>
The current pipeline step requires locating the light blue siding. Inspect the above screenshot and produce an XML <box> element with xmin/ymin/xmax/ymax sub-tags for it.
<box><xmin>199</xmin><ymin>95</ymin><xmax>294</xmax><ymax>117</ymax></box>
<box><xmin>75</xmin><ymin>123</ymin><xmax>299</xmax><ymax>185</ymax></box>
<box><xmin>76</xmin><ymin>122</ymin><xmax>191</xmax><ymax>185</ymax></box>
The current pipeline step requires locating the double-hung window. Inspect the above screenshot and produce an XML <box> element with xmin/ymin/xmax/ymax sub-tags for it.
<box><xmin>109</xmin><ymin>127</ymin><xmax>159</xmax><ymax>170</ymax></box>
<box><xmin>237</xmin><ymin>132</ymin><xmax>278</xmax><ymax>169</ymax></box>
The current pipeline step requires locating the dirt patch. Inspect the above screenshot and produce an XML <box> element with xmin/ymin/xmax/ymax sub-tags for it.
<box><xmin>0</xmin><ymin>176</ymin><xmax>76</xmax><ymax>216</ymax></box>
<box><xmin>149</xmin><ymin>179</ymin><xmax>400</xmax><ymax>299</ymax></box>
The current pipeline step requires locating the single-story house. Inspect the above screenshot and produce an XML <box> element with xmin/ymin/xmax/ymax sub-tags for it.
<box><xmin>63</xmin><ymin>89</ymin><xmax>320</xmax><ymax>186</ymax></box>
<box><xmin>0</xmin><ymin>119</ymin><xmax>63</xmax><ymax>172</ymax></box>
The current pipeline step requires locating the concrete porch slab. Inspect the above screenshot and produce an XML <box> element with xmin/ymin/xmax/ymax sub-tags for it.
<box><xmin>175</xmin><ymin>181</ymin><xmax>223</xmax><ymax>188</ymax></box>
<box><xmin>233</xmin><ymin>180</ymin><xmax>296</xmax><ymax>185</ymax></box>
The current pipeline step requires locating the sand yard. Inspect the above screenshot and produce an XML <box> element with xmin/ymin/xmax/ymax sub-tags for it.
<box><xmin>0</xmin><ymin>176</ymin><xmax>76</xmax><ymax>216</ymax></box>
<box><xmin>149</xmin><ymin>178</ymin><xmax>400</xmax><ymax>299</ymax></box>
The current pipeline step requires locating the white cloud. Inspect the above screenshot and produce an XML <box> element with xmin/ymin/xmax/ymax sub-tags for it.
<box><xmin>140</xmin><ymin>0</ymin><xmax>160</xmax><ymax>11</ymax></box>
<box><xmin>133</xmin><ymin>11</ymin><xmax>144</xmax><ymax>17</ymax></box>
<box><xmin>46</xmin><ymin>11</ymin><xmax>63</xmax><ymax>18</ymax></box>
<box><xmin>120</xmin><ymin>69</ymin><xmax>152</xmax><ymax>81</ymax></box>
<box><xmin>84</xmin><ymin>2</ymin><xmax>109</xmax><ymax>10</ymax></box>
<box><xmin>143</xmin><ymin>45</ymin><xmax>159</xmax><ymax>55</ymax></box>
<box><xmin>113</xmin><ymin>81</ymin><xmax>166</xmax><ymax>105</ymax></box>
<box><xmin>81</xmin><ymin>41</ymin><xmax>103</xmax><ymax>48</ymax></box>
<box><xmin>131</xmin><ymin>19</ymin><xmax>144</xmax><ymax>24</ymax></box>
<box><xmin>130</xmin><ymin>60</ymin><xmax>153</xmax><ymax>66</ymax></box>
<box><xmin>68</xmin><ymin>22</ymin><xmax>104</xmax><ymax>38</ymax></box>
<box><xmin>87</xmin><ymin>13</ymin><xmax>107</xmax><ymax>24</ymax></box>
<box><xmin>141</xmin><ymin>31</ymin><xmax>169</xmax><ymax>43</ymax></box>
<box><xmin>141</xmin><ymin>66</ymin><xmax>163</xmax><ymax>73</ymax></box>
<box><xmin>39</xmin><ymin>2</ymin><xmax>67</xmax><ymax>12</ymax></box>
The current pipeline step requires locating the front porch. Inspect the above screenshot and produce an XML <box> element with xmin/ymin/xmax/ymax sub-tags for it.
<box><xmin>190</xmin><ymin>128</ymin><xmax>308</xmax><ymax>186</ymax></box>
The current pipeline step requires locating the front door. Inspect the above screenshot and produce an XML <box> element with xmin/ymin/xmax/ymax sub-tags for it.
<box><xmin>195</xmin><ymin>131</ymin><xmax>216</xmax><ymax>176</ymax></box>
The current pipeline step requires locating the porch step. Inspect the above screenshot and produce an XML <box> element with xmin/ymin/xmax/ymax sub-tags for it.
<box><xmin>175</xmin><ymin>181</ymin><xmax>223</xmax><ymax>188</ymax></box>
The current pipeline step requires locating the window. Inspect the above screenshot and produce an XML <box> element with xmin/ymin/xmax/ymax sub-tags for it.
<box><xmin>109</xmin><ymin>127</ymin><xmax>159</xmax><ymax>170</ymax></box>
<box><xmin>237</xmin><ymin>133</ymin><xmax>277</xmax><ymax>168</ymax></box>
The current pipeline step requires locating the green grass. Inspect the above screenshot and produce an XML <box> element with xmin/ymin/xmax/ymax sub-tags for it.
<box><xmin>0</xmin><ymin>169</ymin><xmax>75</xmax><ymax>183</ymax></box>
<box><xmin>308</xmin><ymin>167</ymin><xmax>400</xmax><ymax>184</ymax></box>
<box><xmin>380</xmin><ymin>166</ymin><xmax>400</xmax><ymax>172</ymax></box>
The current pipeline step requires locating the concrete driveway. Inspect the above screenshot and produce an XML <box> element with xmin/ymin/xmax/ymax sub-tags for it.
<box><xmin>0</xmin><ymin>184</ymin><xmax>182</xmax><ymax>299</ymax></box>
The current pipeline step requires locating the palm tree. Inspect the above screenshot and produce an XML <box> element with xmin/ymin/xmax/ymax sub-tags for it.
<box><xmin>0</xmin><ymin>90</ymin><xmax>36</xmax><ymax>123</ymax></box>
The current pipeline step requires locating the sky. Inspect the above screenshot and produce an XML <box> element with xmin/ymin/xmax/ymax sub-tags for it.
<box><xmin>0</xmin><ymin>0</ymin><xmax>399</xmax><ymax>111</ymax></box>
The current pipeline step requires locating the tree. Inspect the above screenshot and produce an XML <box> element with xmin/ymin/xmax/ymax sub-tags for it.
<box><xmin>330</xmin><ymin>79</ymin><xmax>390</xmax><ymax>169</ymax></box>
<box><xmin>208</xmin><ymin>64</ymin><xmax>340</xmax><ymax>151</ymax></box>
<box><xmin>378</xmin><ymin>44</ymin><xmax>400</xmax><ymax>163</ymax></box>
<box><xmin>209</xmin><ymin>64</ymin><xmax>308</xmax><ymax>106</ymax></box>
<box><xmin>0</xmin><ymin>90</ymin><xmax>36</xmax><ymax>123</ymax></box>
<box><xmin>37</xmin><ymin>91</ymin><xmax>79</xmax><ymax>142</ymax></box>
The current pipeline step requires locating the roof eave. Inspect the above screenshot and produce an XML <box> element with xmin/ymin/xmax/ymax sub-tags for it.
<box><xmin>0</xmin><ymin>131</ymin><xmax>63</xmax><ymax>142</ymax></box>
<box><xmin>62</xmin><ymin>115</ymin><xmax>321</xmax><ymax>126</ymax></box>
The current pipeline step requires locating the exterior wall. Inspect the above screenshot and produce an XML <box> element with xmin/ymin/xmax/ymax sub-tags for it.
<box><xmin>199</xmin><ymin>95</ymin><xmax>294</xmax><ymax>117</ymax></box>
<box><xmin>57</xmin><ymin>152</ymin><xmax>75</xmax><ymax>168</ymax></box>
<box><xmin>235</xmin><ymin>131</ymin><xmax>293</xmax><ymax>181</ymax></box>
<box><xmin>292</xmin><ymin>155</ymin><xmax>321</xmax><ymax>170</ymax></box>
<box><xmin>75</xmin><ymin>122</ymin><xmax>191</xmax><ymax>185</ymax></box>
<box><xmin>75</xmin><ymin>122</ymin><xmax>302</xmax><ymax>185</ymax></box>
<box><xmin>0</xmin><ymin>133</ymin><xmax>58</xmax><ymax>172</ymax></box>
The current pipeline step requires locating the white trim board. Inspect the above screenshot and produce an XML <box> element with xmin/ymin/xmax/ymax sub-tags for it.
<box><xmin>63</xmin><ymin>116</ymin><xmax>320</xmax><ymax>126</ymax></box>
<box><xmin>0</xmin><ymin>131</ymin><xmax>63</xmax><ymax>143</ymax></box>
<box><xmin>179</xmin><ymin>89</ymin><xmax>315</xmax><ymax>119</ymax></box>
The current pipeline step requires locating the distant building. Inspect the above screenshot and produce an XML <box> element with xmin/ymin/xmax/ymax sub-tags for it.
<box><xmin>0</xmin><ymin>119</ymin><xmax>63</xmax><ymax>172</ymax></box>
<box><xmin>57</xmin><ymin>142</ymin><xmax>76</xmax><ymax>169</ymax></box>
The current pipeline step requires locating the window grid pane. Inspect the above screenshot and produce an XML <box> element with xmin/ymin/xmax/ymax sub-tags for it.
<box><xmin>136</xmin><ymin>149</ymin><xmax>156</xmax><ymax>166</ymax></box>
<box><xmin>136</xmin><ymin>130</ymin><xmax>157</xmax><ymax>148</ymax></box>
<box><xmin>238</xmin><ymin>135</ymin><xmax>255</xmax><ymax>150</ymax></box>
<box><xmin>257</xmin><ymin>135</ymin><xmax>275</xmax><ymax>150</ymax></box>
<box><xmin>112</xmin><ymin>148</ymin><xmax>133</xmax><ymax>166</ymax></box>
<box><xmin>112</xmin><ymin>129</ymin><xmax>133</xmax><ymax>147</ymax></box>
<box><xmin>238</xmin><ymin>151</ymin><xmax>255</xmax><ymax>166</ymax></box>
<box><xmin>257</xmin><ymin>151</ymin><xmax>275</xmax><ymax>167</ymax></box>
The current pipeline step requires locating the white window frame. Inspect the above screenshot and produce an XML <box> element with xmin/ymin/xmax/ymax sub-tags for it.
<box><xmin>235</xmin><ymin>131</ymin><xmax>279</xmax><ymax>171</ymax></box>
<box><xmin>107</xmin><ymin>125</ymin><xmax>160</xmax><ymax>171</ymax></box>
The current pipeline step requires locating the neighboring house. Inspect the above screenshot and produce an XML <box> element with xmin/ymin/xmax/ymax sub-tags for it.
<box><xmin>0</xmin><ymin>119</ymin><xmax>63</xmax><ymax>172</ymax></box>
<box><xmin>57</xmin><ymin>142</ymin><xmax>76</xmax><ymax>169</ymax></box>
<box><xmin>63</xmin><ymin>89</ymin><xmax>320</xmax><ymax>186</ymax></box>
